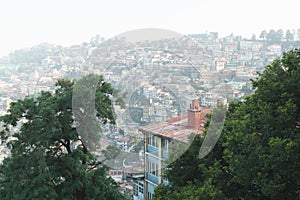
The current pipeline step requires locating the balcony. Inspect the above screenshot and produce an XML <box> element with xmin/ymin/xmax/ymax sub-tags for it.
<box><xmin>147</xmin><ymin>144</ymin><xmax>158</xmax><ymax>156</ymax></box>
<box><xmin>147</xmin><ymin>173</ymin><xmax>159</xmax><ymax>185</ymax></box>
<box><xmin>163</xmin><ymin>149</ymin><xmax>168</xmax><ymax>158</ymax></box>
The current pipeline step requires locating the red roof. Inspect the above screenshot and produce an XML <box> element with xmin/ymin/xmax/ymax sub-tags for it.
<box><xmin>166</xmin><ymin>114</ymin><xmax>188</xmax><ymax>123</ymax></box>
<box><xmin>118</xmin><ymin>137</ymin><xmax>130</xmax><ymax>142</ymax></box>
<box><xmin>139</xmin><ymin>108</ymin><xmax>212</xmax><ymax>143</ymax></box>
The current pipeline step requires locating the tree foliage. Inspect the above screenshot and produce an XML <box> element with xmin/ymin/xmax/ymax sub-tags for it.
<box><xmin>260</xmin><ymin>30</ymin><xmax>267</xmax><ymax>40</ymax></box>
<box><xmin>0</xmin><ymin>74</ymin><xmax>127</xmax><ymax>200</ymax></box>
<box><xmin>286</xmin><ymin>30</ymin><xmax>295</xmax><ymax>41</ymax></box>
<box><xmin>153</xmin><ymin>49</ymin><xmax>300</xmax><ymax>200</ymax></box>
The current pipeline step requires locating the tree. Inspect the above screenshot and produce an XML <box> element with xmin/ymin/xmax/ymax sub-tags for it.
<box><xmin>297</xmin><ymin>29</ymin><xmax>300</xmax><ymax>41</ymax></box>
<box><xmin>163</xmin><ymin>135</ymin><xmax>204</xmax><ymax>188</ymax></box>
<box><xmin>285</xmin><ymin>30</ymin><xmax>294</xmax><ymax>41</ymax></box>
<box><xmin>251</xmin><ymin>34</ymin><xmax>257</xmax><ymax>41</ymax></box>
<box><xmin>153</xmin><ymin>108</ymin><xmax>229</xmax><ymax>200</ymax></box>
<box><xmin>260</xmin><ymin>30</ymin><xmax>267</xmax><ymax>40</ymax></box>
<box><xmin>267</xmin><ymin>29</ymin><xmax>283</xmax><ymax>43</ymax></box>
<box><xmin>209</xmin><ymin>32</ymin><xmax>218</xmax><ymax>40</ymax></box>
<box><xmin>90</xmin><ymin>35</ymin><xmax>105</xmax><ymax>47</ymax></box>
<box><xmin>235</xmin><ymin>35</ymin><xmax>242</xmax><ymax>42</ymax></box>
<box><xmin>0</xmin><ymin>75</ymin><xmax>127</xmax><ymax>200</ymax></box>
<box><xmin>223</xmin><ymin>49</ymin><xmax>300</xmax><ymax>199</ymax></box>
<box><xmin>276</xmin><ymin>29</ymin><xmax>284</xmax><ymax>42</ymax></box>
<box><xmin>267</xmin><ymin>29</ymin><xmax>276</xmax><ymax>41</ymax></box>
<box><xmin>154</xmin><ymin>181</ymin><xmax>226</xmax><ymax>200</ymax></box>
<box><xmin>153</xmin><ymin>133</ymin><xmax>228</xmax><ymax>200</ymax></box>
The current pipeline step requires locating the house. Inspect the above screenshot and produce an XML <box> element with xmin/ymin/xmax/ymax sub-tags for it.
<box><xmin>267</xmin><ymin>44</ymin><xmax>282</xmax><ymax>56</ymax></box>
<box><xmin>215</xmin><ymin>58</ymin><xmax>227</xmax><ymax>71</ymax></box>
<box><xmin>117</xmin><ymin>137</ymin><xmax>131</xmax><ymax>151</ymax></box>
<box><xmin>139</xmin><ymin>99</ymin><xmax>211</xmax><ymax>200</ymax></box>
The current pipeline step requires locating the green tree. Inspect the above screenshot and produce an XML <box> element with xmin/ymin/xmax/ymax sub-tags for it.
<box><xmin>153</xmin><ymin>108</ymin><xmax>229</xmax><ymax>200</ymax></box>
<box><xmin>90</xmin><ymin>35</ymin><xmax>105</xmax><ymax>47</ymax></box>
<box><xmin>163</xmin><ymin>135</ymin><xmax>204</xmax><ymax>188</ymax></box>
<box><xmin>0</xmin><ymin>75</ymin><xmax>127</xmax><ymax>200</ymax></box>
<box><xmin>260</xmin><ymin>30</ymin><xmax>267</xmax><ymax>40</ymax></box>
<box><xmin>267</xmin><ymin>29</ymin><xmax>283</xmax><ymax>43</ymax></box>
<box><xmin>286</xmin><ymin>30</ymin><xmax>294</xmax><ymax>41</ymax></box>
<box><xmin>276</xmin><ymin>29</ymin><xmax>284</xmax><ymax>42</ymax></box>
<box><xmin>153</xmin><ymin>133</ymin><xmax>228</xmax><ymax>200</ymax></box>
<box><xmin>297</xmin><ymin>29</ymin><xmax>300</xmax><ymax>41</ymax></box>
<box><xmin>209</xmin><ymin>32</ymin><xmax>218</xmax><ymax>40</ymax></box>
<box><xmin>267</xmin><ymin>29</ymin><xmax>276</xmax><ymax>42</ymax></box>
<box><xmin>223</xmin><ymin>49</ymin><xmax>300</xmax><ymax>199</ymax></box>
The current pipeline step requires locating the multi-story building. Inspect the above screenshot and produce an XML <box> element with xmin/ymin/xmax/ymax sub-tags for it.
<box><xmin>139</xmin><ymin>99</ymin><xmax>211</xmax><ymax>200</ymax></box>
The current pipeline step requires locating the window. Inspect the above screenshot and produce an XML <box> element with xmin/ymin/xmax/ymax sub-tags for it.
<box><xmin>134</xmin><ymin>184</ymin><xmax>138</xmax><ymax>196</ymax></box>
<box><xmin>147</xmin><ymin>160</ymin><xmax>158</xmax><ymax>176</ymax></box>
<box><xmin>139</xmin><ymin>185</ymin><xmax>143</xmax><ymax>193</ymax></box>
<box><xmin>153</xmin><ymin>136</ymin><xmax>158</xmax><ymax>147</ymax></box>
<box><xmin>134</xmin><ymin>181</ymin><xmax>144</xmax><ymax>195</ymax></box>
<box><xmin>147</xmin><ymin>192</ymin><xmax>153</xmax><ymax>199</ymax></box>
<box><xmin>147</xmin><ymin>135</ymin><xmax>158</xmax><ymax>147</ymax></box>
<box><xmin>162</xmin><ymin>138</ymin><xmax>169</xmax><ymax>151</ymax></box>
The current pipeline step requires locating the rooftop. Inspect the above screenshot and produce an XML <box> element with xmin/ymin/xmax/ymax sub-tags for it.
<box><xmin>139</xmin><ymin>107</ymin><xmax>211</xmax><ymax>143</ymax></box>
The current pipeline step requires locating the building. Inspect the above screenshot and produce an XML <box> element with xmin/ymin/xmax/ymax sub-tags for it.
<box><xmin>267</xmin><ymin>44</ymin><xmax>282</xmax><ymax>56</ymax></box>
<box><xmin>239</xmin><ymin>40</ymin><xmax>263</xmax><ymax>51</ymax></box>
<box><xmin>215</xmin><ymin>58</ymin><xmax>227</xmax><ymax>71</ymax></box>
<box><xmin>108</xmin><ymin>169</ymin><xmax>124</xmax><ymax>183</ymax></box>
<box><xmin>139</xmin><ymin>99</ymin><xmax>211</xmax><ymax>200</ymax></box>
<box><xmin>132</xmin><ymin>174</ymin><xmax>145</xmax><ymax>200</ymax></box>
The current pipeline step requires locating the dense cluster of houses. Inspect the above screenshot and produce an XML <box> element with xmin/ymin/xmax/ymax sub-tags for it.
<box><xmin>0</xmin><ymin>33</ymin><xmax>299</xmax><ymax>199</ymax></box>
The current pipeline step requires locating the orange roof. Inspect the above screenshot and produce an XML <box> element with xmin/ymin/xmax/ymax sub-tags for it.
<box><xmin>118</xmin><ymin>137</ymin><xmax>130</xmax><ymax>142</ymax></box>
<box><xmin>166</xmin><ymin>114</ymin><xmax>187</xmax><ymax>123</ymax></box>
<box><xmin>139</xmin><ymin>108</ymin><xmax>211</xmax><ymax>143</ymax></box>
<box><xmin>139</xmin><ymin>121</ymin><xmax>198</xmax><ymax>143</ymax></box>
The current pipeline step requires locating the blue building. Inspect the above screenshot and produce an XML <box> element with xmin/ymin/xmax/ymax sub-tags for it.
<box><xmin>139</xmin><ymin>99</ymin><xmax>211</xmax><ymax>200</ymax></box>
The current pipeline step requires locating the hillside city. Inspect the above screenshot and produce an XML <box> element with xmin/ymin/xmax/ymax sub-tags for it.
<box><xmin>0</xmin><ymin>29</ymin><xmax>300</xmax><ymax>199</ymax></box>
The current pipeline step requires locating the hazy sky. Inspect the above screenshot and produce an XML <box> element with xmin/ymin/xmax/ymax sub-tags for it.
<box><xmin>0</xmin><ymin>0</ymin><xmax>299</xmax><ymax>56</ymax></box>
